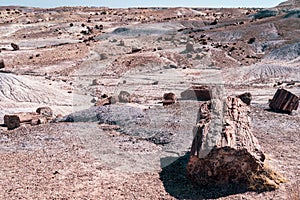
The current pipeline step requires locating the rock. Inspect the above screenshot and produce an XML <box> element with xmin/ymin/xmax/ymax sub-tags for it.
<box><xmin>95</xmin><ymin>98</ymin><xmax>111</xmax><ymax>106</ymax></box>
<box><xmin>30</xmin><ymin>116</ymin><xmax>47</xmax><ymax>126</ymax></box>
<box><xmin>269</xmin><ymin>88</ymin><xmax>299</xmax><ymax>113</ymax></box>
<box><xmin>118</xmin><ymin>91</ymin><xmax>131</xmax><ymax>103</ymax></box>
<box><xmin>118</xmin><ymin>40</ymin><xmax>125</xmax><ymax>46</ymax></box>
<box><xmin>0</xmin><ymin>59</ymin><xmax>4</xmax><ymax>69</ymax></box>
<box><xmin>131</xmin><ymin>47</ymin><xmax>142</xmax><ymax>53</ymax></box>
<box><xmin>187</xmin><ymin>96</ymin><xmax>285</xmax><ymax>190</ymax></box>
<box><xmin>210</xmin><ymin>19</ymin><xmax>218</xmax><ymax>25</ymax></box>
<box><xmin>163</xmin><ymin>92</ymin><xmax>176</xmax><ymax>106</ymax></box>
<box><xmin>91</xmin><ymin>97</ymin><xmax>99</xmax><ymax>103</ymax></box>
<box><xmin>247</xmin><ymin>37</ymin><xmax>256</xmax><ymax>44</ymax></box>
<box><xmin>237</xmin><ymin>92</ymin><xmax>252</xmax><ymax>105</ymax></box>
<box><xmin>36</xmin><ymin>106</ymin><xmax>53</xmax><ymax>119</ymax></box>
<box><xmin>11</xmin><ymin>43</ymin><xmax>19</xmax><ymax>51</ymax></box>
<box><xmin>185</xmin><ymin>41</ymin><xmax>194</xmax><ymax>52</ymax></box>
<box><xmin>92</xmin><ymin>79</ymin><xmax>100</xmax><ymax>85</ymax></box>
<box><xmin>180</xmin><ymin>85</ymin><xmax>211</xmax><ymax>101</ymax></box>
<box><xmin>99</xmin><ymin>53</ymin><xmax>108</xmax><ymax>60</ymax></box>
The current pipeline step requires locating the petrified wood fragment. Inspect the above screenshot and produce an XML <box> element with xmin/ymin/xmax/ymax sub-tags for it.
<box><xmin>4</xmin><ymin>112</ymin><xmax>39</xmax><ymax>130</ymax></box>
<box><xmin>0</xmin><ymin>59</ymin><xmax>4</xmax><ymax>69</ymax></box>
<box><xmin>187</xmin><ymin>96</ymin><xmax>285</xmax><ymax>190</ymax></box>
<box><xmin>269</xmin><ymin>88</ymin><xmax>299</xmax><ymax>113</ymax></box>
<box><xmin>163</xmin><ymin>92</ymin><xmax>176</xmax><ymax>106</ymax></box>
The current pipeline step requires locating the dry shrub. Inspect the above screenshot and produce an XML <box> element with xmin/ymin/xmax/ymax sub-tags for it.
<box><xmin>247</xmin><ymin>162</ymin><xmax>287</xmax><ymax>192</ymax></box>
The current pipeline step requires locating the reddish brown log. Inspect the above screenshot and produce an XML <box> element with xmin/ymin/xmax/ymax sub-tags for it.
<box><xmin>4</xmin><ymin>112</ymin><xmax>39</xmax><ymax>130</ymax></box>
<box><xmin>269</xmin><ymin>88</ymin><xmax>299</xmax><ymax>113</ymax></box>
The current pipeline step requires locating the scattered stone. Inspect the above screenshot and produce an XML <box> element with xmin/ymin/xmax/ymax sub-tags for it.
<box><xmin>237</xmin><ymin>92</ymin><xmax>252</xmax><ymax>105</ymax></box>
<box><xmin>95</xmin><ymin>97</ymin><xmax>111</xmax><ymax>106</ymax></box>
<box><xmin>91</xmin><ymin>97</ymin><xmax>98</xmax><ymax>103</ymax></box>
<box><xmin>92</xmin><ymin>79</ymin><xmax>100</xmax><ymax>86</ymax></box>
<box><xmin>169</xmin><ymin>64</ymin><xmax>178</xmax><ymax>69</ymax></box>
<box><xmin>36</xmin><ymin>106</ymin><xmax>53</xmax><ymax>119</ymax></box>
<box><xmin>210</xmin><ymin>19</ymin><xmax>218</xmax><ymax>25</ymax></box>
<box><xmin>131</xmin><ymin>47</ymin><xmax>142</xmax><ymax>53</ymax></box>
<box><xmin>247</xmin><ymin>37</ymin><xmax>256</xmax><ymax>44</ymax></box>
<box><xmin>0</xmin><ymin>59</ymin><xmax>4</xmax><ymax>69</ymax></box>
<box><xmin>118</xmin><ymin>40</ymin><xmax>125</xmax><ymax>46</ymax></box>
<box><xmin>99</xmin><ymin>53</ymin><xmax>108</xmax><ymax>60</ymax></box>
<box><xmin>181</xmin><ymin>85</ymin><xmax>211</xmax><ymax>101</ymax></box>
<box><xmin>269</xmin><ymin>88</ymin><xmax>299</xmax><ymax>113</ymax></box>
<box><xmin>163</xmin><ymin>92</ymin><xmax>176</xmax><ymax>106</ymax></box>
<box><xmin>94</xmin><ymin>24</ymin><xmax>103</xmax><ymax>30</ymax></box>
<box><xmin>152</xmin><ymin>81</ymin><xmax>159</xmax><ymax>85</ymax></box>
<box><xmin>185</xmin><ymin>41</ymin><xmax>194</xmax><ymax>52</ymax></box>
<box><xmin>118</xmin><ymin>91</ymin><xmax>131</xmax><ymax>103</ymax></box>
<box><xmin>11</xmin><ymin>43</ymin><xmax>19</xmax><ymax>51</ymax></box>
<box><xmin>187</xmin><ymin>96</ymin><xmax>285</xmax><ymax>190</ymax></box>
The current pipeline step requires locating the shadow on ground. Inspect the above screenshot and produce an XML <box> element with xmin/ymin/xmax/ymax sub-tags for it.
<box><xmin>159</xmin><ymin>152</ymin><xmax>250</xmax><ymax>199</ymax></box>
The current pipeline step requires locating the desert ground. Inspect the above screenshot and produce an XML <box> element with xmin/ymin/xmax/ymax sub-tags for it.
<box><xmin>0</xmin><ymin>0</ymin><xmax>299</xmax><ymax>199</ymax></box>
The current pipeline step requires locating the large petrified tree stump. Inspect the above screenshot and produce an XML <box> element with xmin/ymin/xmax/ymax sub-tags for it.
<box><xmin>187</xmin><ymin>96</ymin><xmax>285</xmax><ymax>190</ymax></box>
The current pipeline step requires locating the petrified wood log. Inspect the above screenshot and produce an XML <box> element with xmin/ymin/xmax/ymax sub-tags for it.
<box><xmin>187</xmin><ymin>96</ymin><xmax>285</xmax><ymax>190</ymax></box>
<box><xmin>269</xmin><ymin>88</ymin><xmax>299</xmax><ymax>113</ymax></box>
<box><xmin>4</xmin><ymin>112</ymin><xmax>39</xmax><ymax>130</ymax></box>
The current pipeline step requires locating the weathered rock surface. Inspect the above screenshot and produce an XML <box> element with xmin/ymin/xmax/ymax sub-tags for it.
<box><xmin>187</xmin><ymin>96</ymin><xmax>285</xmax><ymax>190</ymax></box>
<box><xmin>269</xmin><ymin>88</ymin><xmax>299</xmax><ymax>113</ymax></box>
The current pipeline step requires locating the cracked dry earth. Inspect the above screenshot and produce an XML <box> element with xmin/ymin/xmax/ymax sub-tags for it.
<box><xmin>0</xmin><ymin>1</ymin><xmax>300</xmax><ymax>200</ymax></box>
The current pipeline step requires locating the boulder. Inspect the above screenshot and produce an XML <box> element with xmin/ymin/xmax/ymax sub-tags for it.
<box><xmin>237</xmin><ymin>92</ymin><xmax>252</xmax><ymax>105</ymax></box>
<box><xmin>11</xmin><ymin>43</ymin><xmax>19</xmax><ymax>51</ymax></box>
<box><xmin>187</xmin><ymin>96</ymin><xmax>285</xmax><ymax>190</ymax></box>
<box><xmin>163</xmin><ymin>92</ymin><xmax>176</xmax><ymax>106</ymax></box>
<box><xmin>181</xmin><ymin>85</ymin><xmax>211</xmax><ymax>101</ymax></box>
<box><xmin>36</xmin><ymin>106</ymin><xmax>53</xmax><ymax>119</ymax></box>
<box><xmin>269</xmin><ymin>88</ymin><xmax>299</xmax><ymax>113</ymax></box>
<box><xmin>118</xmin><ymin>91</ymin><xmax>131</xmax><ymax>103</ymax></box>
<box><xmin>185</xmin><ymin>42</ymin><xmax>194</xmax><ymax>52</ymax></box>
